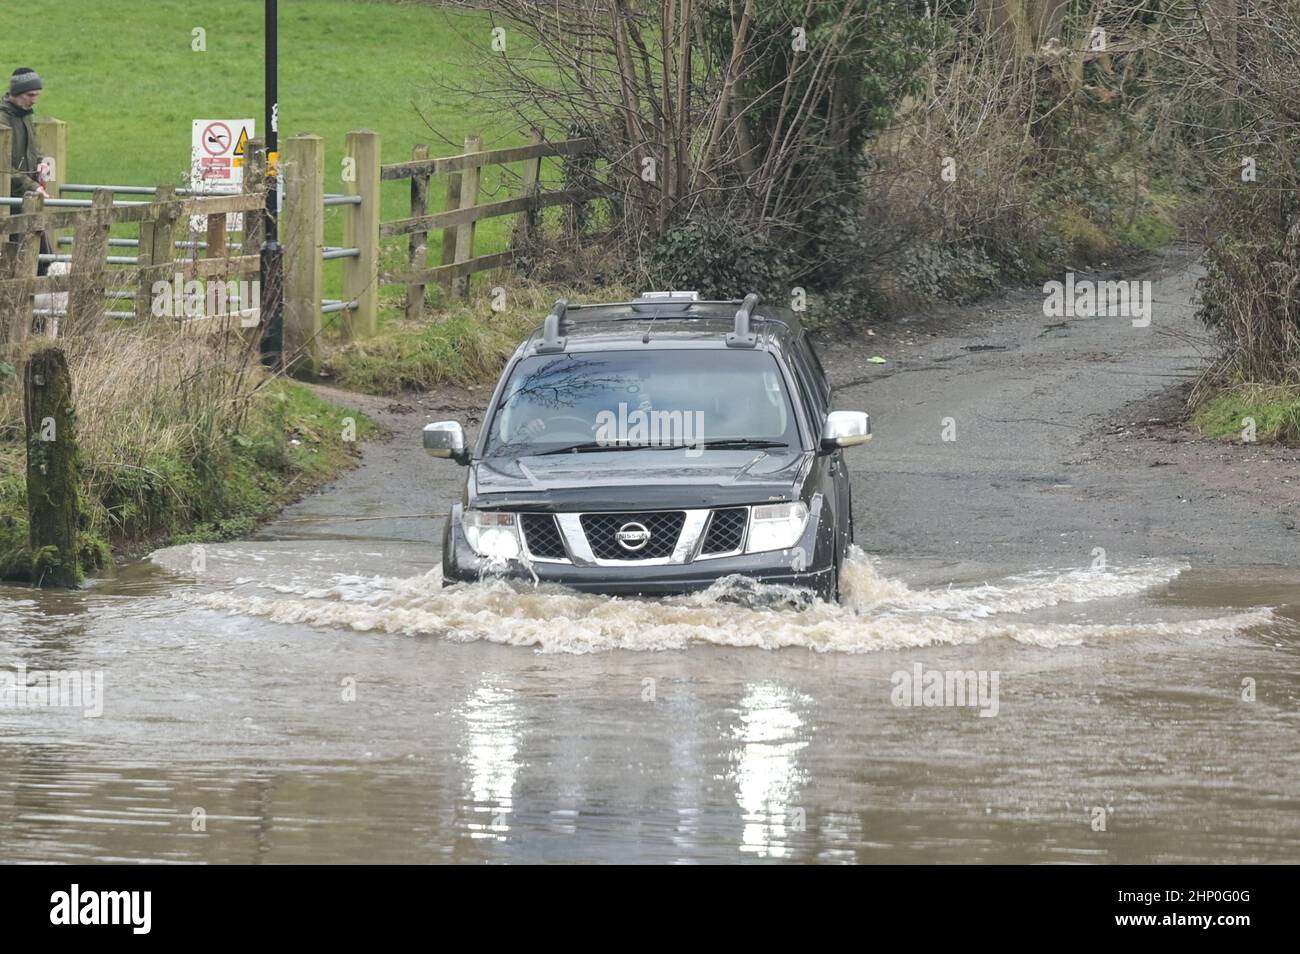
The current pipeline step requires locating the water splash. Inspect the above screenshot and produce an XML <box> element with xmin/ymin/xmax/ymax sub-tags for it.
<box><xmin>173</xmin><ymin>546</ymin><xmax>1274</xmax><ymax>654</ymax></box>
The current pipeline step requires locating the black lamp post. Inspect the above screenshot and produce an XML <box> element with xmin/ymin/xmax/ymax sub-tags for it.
<box><xmin>259</xmin><ymin>0</ymin><xmax>284</xmax><ymax>368</ymax></box>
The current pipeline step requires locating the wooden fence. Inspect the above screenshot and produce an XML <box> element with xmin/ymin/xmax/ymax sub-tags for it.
<box><xmin>1</xmin><ymin>126</ymin><xmax>267</xmax><ymax>345</ymax></box>
<box><xmin>378</xmin><ymin>130</ymin><xmax>596</xmax><ymax>319</ymax></box>
<box><xmin>1</xmin><ymin>119</ymin><xmax>600</xmax><ymax>364</ymax></box>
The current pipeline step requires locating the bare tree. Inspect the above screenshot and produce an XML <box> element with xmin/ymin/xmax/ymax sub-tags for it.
<box><xmin>444</xmin><ymin>0</ymin><xmax>928</xmax><ymax>286</ymax></box>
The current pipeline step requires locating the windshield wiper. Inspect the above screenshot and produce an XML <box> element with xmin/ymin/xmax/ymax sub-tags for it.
<box><xmin>530</xmin><ymin>440</ymin><xmax>688</xmax><ymax>456</ymax></box>
<box><xmin>689</xmin><ymin>439</ymin><xmax>790</xmax><ymax>450</ymax></box>
<box><xmin>528</xmin><ymin>438</ymin><xmax>789</xmax><ymax>456</ymax></box>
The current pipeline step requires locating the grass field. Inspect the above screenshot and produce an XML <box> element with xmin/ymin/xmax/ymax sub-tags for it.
<box><xmin>0</xmin><ymin>0</ymin><xmax>543</xmax><ymax>305</ymax></box>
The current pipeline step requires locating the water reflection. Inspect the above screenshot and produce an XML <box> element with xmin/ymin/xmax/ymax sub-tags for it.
<box><xmin>460</xmin><ymin>682</ymin><xmax>519</xmax><ymax>841</ymax></box>
<box><xmin>731</xmin><ymin>683</ymin><xmax>809</xmax><ymax>858</ymax></box>
<box><xmin>670</xmin><ymin>683</ymin><xmax>705</xmax><ymax>856</ymax></box>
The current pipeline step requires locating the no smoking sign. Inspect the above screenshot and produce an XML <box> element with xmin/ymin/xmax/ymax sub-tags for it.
<box><xmin>201</xmin><ymin>121</ymin><xmax>233</xmax><ymax>157</ymax></box>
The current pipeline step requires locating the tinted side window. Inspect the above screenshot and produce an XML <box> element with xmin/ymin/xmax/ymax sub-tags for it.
<box><xmin>786</xmin><ymin>347</ymin><xmax>826</xmax><ymax>441</ymax></box>
<box><xmin>804</xmin><ymin>338</ymin><xmax>832</xmax><ymax>404</ymax></box>
<box><xmin>794</xmin><ymin>340</ymin><xmax>829</xmax><ymax>416</ymax></box>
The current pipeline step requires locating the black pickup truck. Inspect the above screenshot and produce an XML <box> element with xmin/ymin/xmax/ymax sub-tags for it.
<box><xmin>424</xmin><ymin>291</ymin><xmax>871</xmax><ymax>601</ymax></box>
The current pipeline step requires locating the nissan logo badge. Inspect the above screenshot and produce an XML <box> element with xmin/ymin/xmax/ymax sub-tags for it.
<box><xmin>616</xmin><ymin>522</ymin><xmax>651</xmax><ymax>552</ymax></box>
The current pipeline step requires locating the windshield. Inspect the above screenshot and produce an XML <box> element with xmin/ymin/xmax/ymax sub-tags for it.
<box><xmin>483</xmin><ymin>350</ymin><xmax>800</xmax><ymax>457</ymax></box>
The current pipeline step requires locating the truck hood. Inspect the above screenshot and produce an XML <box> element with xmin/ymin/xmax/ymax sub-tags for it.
<box><xmin>467</xmin><ymin>448</ymin><xmax>811</xmax><ymax>510</ymax></box>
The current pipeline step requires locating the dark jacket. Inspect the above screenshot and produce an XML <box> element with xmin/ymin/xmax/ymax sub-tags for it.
<box><xmin>0</xmin><ymin>95</ymin><xmax>42</xmax><ymax>197</ymax></box>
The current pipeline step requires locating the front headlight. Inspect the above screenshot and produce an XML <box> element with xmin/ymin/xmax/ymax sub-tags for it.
<box><xmin>745</xmin><ymin>502</ymin><xmax>809</xmax><ymax>553</ymax></box>
<box><xmin>462</xmin><ymin>510</ymin><xmax>521</xmax><ymax>560</ymax></box>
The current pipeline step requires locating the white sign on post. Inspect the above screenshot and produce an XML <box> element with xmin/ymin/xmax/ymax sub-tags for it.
<box><xmin>190</xmin><ymin>118</ymin><xmax>254</xmax><ymax>232</ymax></box>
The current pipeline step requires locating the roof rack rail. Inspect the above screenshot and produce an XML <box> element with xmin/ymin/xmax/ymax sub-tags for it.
<box><xmin>530</xmin><ymin>294</ymin><xmax>777</xmax><ymax>349</ymax></box>
<box><xmin>564</xmin><ymin>296</ymin><xmax>743</xmax><ymax>312</ymax></box>
<box><xmin>536</xmin><ymin>299</ymin><xmax>568</xmax><ymax>353</ymax></box>
<box><xmin>725</xmin><ymin>293</ymin><xmax>761</xmax><ymax>348</ymax></box>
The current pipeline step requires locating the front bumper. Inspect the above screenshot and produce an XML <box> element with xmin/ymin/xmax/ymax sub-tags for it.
<box><xmin>441</xmin><ymin>500</ymin><xmax>834</xmax><ymax>596</ymax></box>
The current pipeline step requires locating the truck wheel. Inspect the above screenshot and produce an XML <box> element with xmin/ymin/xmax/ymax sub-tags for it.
<box><xmin>818</xmin><ymin>549</ymin><xmax>841</xmax><ymax>604</ymax></box>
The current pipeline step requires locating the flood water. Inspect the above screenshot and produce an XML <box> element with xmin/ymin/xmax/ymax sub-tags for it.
<box><xmin>2</xmin><ymin>533</ymin><xmax>1296</xmax><ymax>863</ymax></box>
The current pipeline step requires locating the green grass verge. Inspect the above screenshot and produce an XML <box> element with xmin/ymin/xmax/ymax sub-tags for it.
<box><xmin>0</xmin><ymin>378</ymin><xmax>379</xmax><ymax>581</ymax></box>
<box><xmin>321</xmin><ymin>281</ymin><xmax>637</xmax><ymax>395</ymax></box>
<box><xmin>1191</xmin><ymin>384</ymin><xmax>1300</xmax><ymax>444</ymax></box>
<box><xmin>322</xmin><ymin>308</ymin><xmax>533</xmax><ymax>395</ymax></box>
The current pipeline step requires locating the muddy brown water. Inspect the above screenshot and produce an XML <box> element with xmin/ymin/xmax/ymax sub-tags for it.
<box><xmin>1</xmin><ymin>537</ymin><xmax>1296</xmax><ymax>863</ymax></box>
<box><xmin>2</xmin><ymin>248</ymin><xmax>1298</xmax><ymax>863</ymax></box>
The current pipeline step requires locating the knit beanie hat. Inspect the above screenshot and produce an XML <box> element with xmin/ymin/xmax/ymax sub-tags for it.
<box><xmin>10</xmin><ymin>68</ymin><xmax>43</xmax><ymax>96</ymax></box>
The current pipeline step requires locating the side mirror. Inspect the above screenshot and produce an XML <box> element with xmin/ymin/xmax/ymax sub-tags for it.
<box><xmin>821</xmin><ymin>411</ymin><xmax>871</xmax><ymax>451</ymax></box>
<box><xmin>423</xmin><ymin>421</ymin><xmax>469</xmax><ymax>465</ymax></box>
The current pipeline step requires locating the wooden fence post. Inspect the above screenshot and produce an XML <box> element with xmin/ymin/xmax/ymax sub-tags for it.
<box><xmin>135</xmin><ymin>184</ymin><xmax>174</xmax><ymax>323</ymax></box>
<box><xmin>452</xmin><ymin>134</ymin><xmax>482</xmax><ymax>300</ymax></box>
<box><xmin>206</xmin><ymin>206</ymin><xmax>228</xmax><ymax>259</ymax></box>
<box><xmin>34</xmin><ymin>117</ymin><xmax>68</xmax><ymax>246</ymax></box>
<box><xmin>242</xmin><ymin>140</ymin><xmax>266</xmax><ymax>329</ymax></box>
<box><xmin>0</xmin><ymin>126</ymin><xmax>10</xmax><ymax>226</ymax></box>
<box><xmin>136</xmin><ymin>218</ymin><xmax>156</xmax><ymax>322</ymax></box>
<box><xmin>520</xmin><ymin>127</ymin><xmax>543</xmax><ymax>245</ymax></box>
<box><xmin>242</xmin><ymin>139</ymin><xmax>266</xmax><ymax>259</ymax></box>
<box><xmin>407</xmin><ymin>143</ymin><xmax>430</xmax><ymax>321</ymax></box>
<box><xmin>136</xmin><ymin>185</ymin><xmax>179</xmax><ymax>322</ymax></box>
<box><xmin>0</xmin><ymin>242</ymin><xmax>19</xmax><ymax>343</ymax></box>
<box><xmin>439</xmin><ymin>160</ymin><xmax>462</xmax><ymax>290</ymax></box>
<box><xmin>203</xmin><ymin>191</ymin><xmax>229</xmax><ymax>324</ymax></box>
<box><xmin>282</xmin><ymin>133</ymin><xmax>323</xmax><ymax>371</ymax></box>
<box><xmin>157</xmin><ymin>185</ymin><xmax>180</xmax><ymax>322</ymax></box>
<box><xmin>343</xmin><ymin>129</ymin><xmax>380</xmax><ymax>339</ymax></box>
<box><xmin>67</xmin><ymin>190</ymin><xmax>112</xmax><ymax>333</ymax></box>
<box><xmin>24</xmin><ymin>345</ymin><xmax>80</xmax><ymax>587</ymax></box>
<box><xmin>152</xmin><ymin>184</ymin><xmax>179</xmax><ymax>271</ymax></box>
<box><xmin>1</xmin><ymin>193</ymin><xmax>43</xmax><ymax>344</ymax></box>
<box><xmin>563</xmin><ymin>138</ymin><xmax>593</xmax><ymax>242</ymax></box>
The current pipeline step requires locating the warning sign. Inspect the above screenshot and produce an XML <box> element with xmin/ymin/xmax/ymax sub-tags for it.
<box><xmin>201</xmin><ymin>121</ymin><xmax>233</xmax><ymax>157</ymax></box>
<box><xmin>190</xmin><ymin>118</ymin><xmax>254</xmax><ymax>231</ymax></box>
<box><xmin>200</xmin><ymin>157</ymin><xmax>232</xmax><ymax>180</ymax></box>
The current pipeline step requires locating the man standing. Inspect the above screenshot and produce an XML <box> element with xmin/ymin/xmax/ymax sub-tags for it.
<box><xmin>1</xmin><ymin>67</ymin><xmax>47</xmax><ymax>198</ymax></box>
<box><xmin>1</xmin><ymin>67</ymin><xmax>52</xmax><ymax>274</ymax></box>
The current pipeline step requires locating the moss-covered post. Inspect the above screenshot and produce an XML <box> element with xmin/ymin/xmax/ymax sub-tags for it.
<box><xmin>24</xmin><ymin>345</ymin><xmax>80</xmax><ymax>587</ymax></box>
